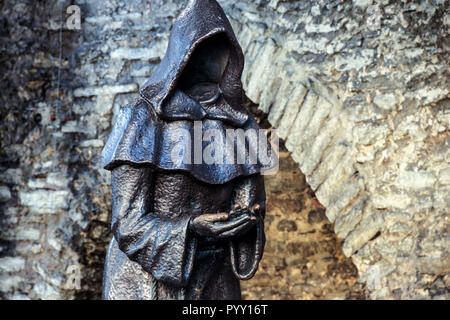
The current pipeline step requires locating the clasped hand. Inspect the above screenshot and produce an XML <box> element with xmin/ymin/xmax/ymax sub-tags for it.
<box><xmin>189</xmin><ymin>204</ymin><xmax>261</xmax><ymax>239</ymax></box>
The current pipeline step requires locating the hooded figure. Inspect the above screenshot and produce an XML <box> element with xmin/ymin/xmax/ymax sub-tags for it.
<box><xmin>101</xmin><ymin>0</ymin><xmax>276</xmax><ymax>300</ymax></box>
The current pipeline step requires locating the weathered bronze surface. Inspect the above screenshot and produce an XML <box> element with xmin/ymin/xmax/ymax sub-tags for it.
<box><xmin>101</xmin><ymin>0</ymin><xmax>274</xmax><ymax>300</ymax></box>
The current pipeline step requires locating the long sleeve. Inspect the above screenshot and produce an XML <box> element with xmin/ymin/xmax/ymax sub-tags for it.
<box><xmin>110</xmin><ymin>164</ymin><xmax>197</xmax><ymax>287</ymax></box>
<box><xmin>229</xmin><ymin>174</ymin><xmax>266</xmax><ymax>280</ymax></box>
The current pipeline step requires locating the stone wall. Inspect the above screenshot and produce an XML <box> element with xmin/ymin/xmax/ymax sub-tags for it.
<box><xmin>0</xmin><ymin>0</ymin><xmax>448</xmax><ymax>300</ymax></box>
<box><xmin>223</xmin><ymin>0</ymin><xmax>449</xmax><ymax>299</ymax></box>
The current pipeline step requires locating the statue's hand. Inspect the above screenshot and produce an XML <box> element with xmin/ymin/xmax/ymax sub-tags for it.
<box><xmin>189</xmin><ymin>208</ymin><xmax>257</xmax><ymax>239</ymax></box>
<box><xmin>229</xmin><ymin>203</ymin><xmax>262</xmax><ymax>219</ymax></box>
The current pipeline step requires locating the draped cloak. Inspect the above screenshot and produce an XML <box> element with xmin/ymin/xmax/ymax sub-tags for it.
<box><xmin>101</xmin><ymin>0</ymin><xmax>276</xmax><ymax>300</ymax></box>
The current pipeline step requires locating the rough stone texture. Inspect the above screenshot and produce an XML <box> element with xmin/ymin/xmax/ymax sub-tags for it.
<box><xmin>241</xmin><ymin>145</ymin><xmax>364</xmax><ymax>299</ymax></box>
<box><xmin>223</xmin><ymin>0</ymin><xmax>449</xmax><ymax>299</ymax></box>
<box><xmin>0</xmin><ymin>0</ymin><xmax>448</xmax><ymax>300</ymax></box>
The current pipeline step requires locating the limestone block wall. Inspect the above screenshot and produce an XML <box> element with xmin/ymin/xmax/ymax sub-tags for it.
<box><xmin>222</xmin><ymin>0</ymin><xmax>449</xmax><ymax>299</ymax></box>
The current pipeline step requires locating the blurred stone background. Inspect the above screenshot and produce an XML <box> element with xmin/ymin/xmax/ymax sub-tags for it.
<box><xmin>0</xmin><ymin>0</ymin><xmax>448</xmax><ymax>300</ymax></box>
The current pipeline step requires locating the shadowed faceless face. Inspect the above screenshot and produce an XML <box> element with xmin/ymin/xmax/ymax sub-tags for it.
<box><xmin>178</xmin><ymin>33</ymin><xmax>231</xmax><ymax>104</ymax></box>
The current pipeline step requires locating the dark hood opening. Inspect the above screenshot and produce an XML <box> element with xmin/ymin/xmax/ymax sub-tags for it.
<box><xmin>178</xmin><ymin>33</ymin><xmax>231</xmax><ymax>104</ymax></box>
<box><xmin>139</xmin><ymin>0</ymin><xmax>248</xmax><ymax>126</ymax></box>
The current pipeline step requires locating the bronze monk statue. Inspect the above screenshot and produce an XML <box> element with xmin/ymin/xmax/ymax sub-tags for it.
<box><xmin>101</xmin><ymin>0</ymin><xmax>275</xmax><ymax>300</ymax></box>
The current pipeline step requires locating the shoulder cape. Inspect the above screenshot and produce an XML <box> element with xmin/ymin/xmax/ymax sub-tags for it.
<box><xmin>101</xmin><ymin>100</ymin><xmax>276</xmax><ymax>184</ymax></box>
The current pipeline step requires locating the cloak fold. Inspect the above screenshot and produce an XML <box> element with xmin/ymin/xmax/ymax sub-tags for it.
<box><xmin>229</xmin><ymin>173</ymin><xmax>266</xmax><ymax>280</ymax></box>
<box><xmin>230</xmin><ymin>222</ymin><xmax>265</xmax><ymax>280</ymax></box>
<box><xmin>102</xmin><ymin>101</ymin><xmax>276</xmax><ymax>184</ymax></box>
<box><xmin>110</xmin><ymin>165</ymin><xmax>197</xmax><ymax>287</ymax></box>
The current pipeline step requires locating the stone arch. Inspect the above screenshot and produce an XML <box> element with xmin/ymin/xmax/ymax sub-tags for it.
<box><xmin>224</xmin><ymin>0</ymin><xmax>449</xmax><ymax>299</ymax></box>
<box><xmin>240</xmin><ymin>132</ymin><xmax>365</xmax><ymax>299</ymax></box>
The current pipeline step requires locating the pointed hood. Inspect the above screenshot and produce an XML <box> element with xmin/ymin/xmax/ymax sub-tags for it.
<box><xmin>140</xmin><ymin>0</ymin><xmax>248</xmax><ymax>126</ymax></box>
<box><xmin>101</xmin><ymin>0</ymin><xmax>279</xmax><ymax>184</ymax></box>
